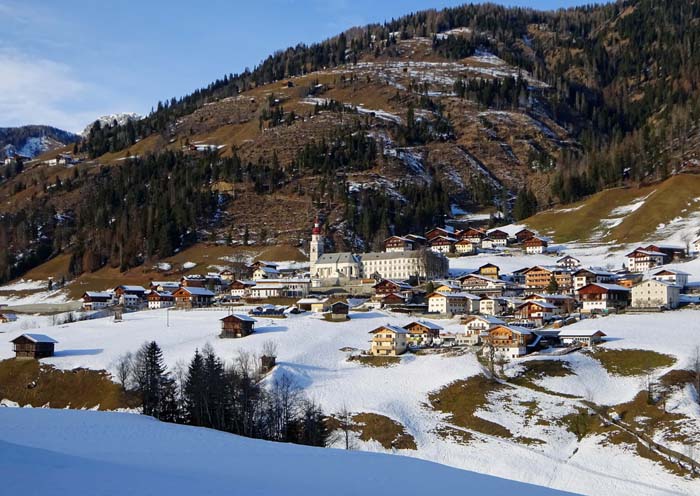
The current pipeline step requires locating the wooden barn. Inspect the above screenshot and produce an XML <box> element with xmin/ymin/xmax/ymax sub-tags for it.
<box><xmin>329</xmin><ymin>301</ymin><xmax>349</xmax><ymax>321</ymax></box>
<box><xmin>219</xmin><ymin>314</ymin><xmax>256</xmax><ymax>338</ymax></box>
<box><xmin>11</xmin><ymin>334</ymin><xmax>57</xmax><ymax>359</ymax></box>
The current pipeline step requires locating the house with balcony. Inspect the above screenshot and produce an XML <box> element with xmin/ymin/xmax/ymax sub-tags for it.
<box><xmin>368</xmin><ymin>325</ymin><xmax>409</xmax><ymax>356</ymax></box>
<box><xmin>577</xmin><ymin>283</ymin><xmax>630</xmax><ymax>313</ymax></box>
<box><xmin>482</xmin><ymin>325</ymin><xmax>535</xmax><ymax>359</ymax></box>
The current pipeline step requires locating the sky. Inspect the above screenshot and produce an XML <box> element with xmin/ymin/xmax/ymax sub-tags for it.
<box><xmin>1</xmin><ymin>0</ymin><xmax>597</xmax><ymax>133</ymax></box>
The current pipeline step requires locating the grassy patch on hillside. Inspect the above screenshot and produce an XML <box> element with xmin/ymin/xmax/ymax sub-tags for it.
<box><xmin>508</xmin><ymin>360</ymin><xmax>580</xmax><ymax>398</ymax></box>
<box><xmin>588</xmin><ymin>348</ymin><xmax>676</xmax><ymax>376</ymax></box>
<box><xmin>326</xmin><ymin>412</ymin><xmax>417</xmax><ymax>450</ymax></box>
<box><xmin>352</xmin><ymin>413</ymin><xmax>417</xmax><ymax>450</ymax></box>
<box><xmin>607</xmin><ymin>174</ymin><xmax>700</xmax><ymax>243</ymax></box>
<box><xmin>0</xmin><ymin>359</ymin><xmax>137</xmax><ymax>410</ymax></box>
<box><xmin>347</xmin><ymin>355</ymin><xmax>401</xmax><ymax>367</ymax></box>
<box><xmin>428</xmin><ymin>375</ymin><xmax>514</xmax><ymax>438</ymax></box>
<box><xmin>525</xmin><ymin>185</ymin><xmax>653</xmax><ymax>242</ymax></box>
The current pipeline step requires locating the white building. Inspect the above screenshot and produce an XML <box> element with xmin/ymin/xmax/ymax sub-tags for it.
<box><xmin>558</xmin><ymin>329</ymin><xmax>606</xmax><ymax>347</ymax></box>
<box><xmin>253</xmin><ymin>266</ymin><xmax>281</xmax><ymax>280</ymax></box>
<box><xmin>650</xmin><ymin>268</ymin><xmax>689</xmax><ymax>289</ymax></box>
<box><xmin>631</xmin><ymin>279</ymin><xmax>681</xmax><ymax>309</ymax></box>
<box><xmin>454</xmin><ymin>239</ymin><xmax>475</xmax><ymax>254</ymax></box>
<box><xmin>361</xmin><ymin>251</ymin><xmax>448</xmax><ymax>281</ymax></box>
<box><xmin>427</xmin><ymin>291</ymin><xmax>480</xmax><ymax>315</ymax></box>
<box><xmin>626</xmin><ymin>249</ymin><xmax>666</xmax><ymax>272</ymax></box>
<box><xmin>369</xmin><ymin>325</ymin><xmax>408</xmax><ymax>356</ymax></box>
<box><xmin>312</xmin><ymin>252</ymin><xmax>362</xmax><ymax>282</ymax></box>
<box><xmin>251</xmin><ymin>278</ymin><xmax>311</xmax><ymax>298</ymax></box>
<box><xmin>479</xmin><ymin>297</ymin><xmax>505</xmax><ymax>316</ymax></box>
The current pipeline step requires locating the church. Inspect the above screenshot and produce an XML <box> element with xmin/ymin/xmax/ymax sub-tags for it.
<box><xmin>309</xmin><ymin>218</ymin><xmax>448</xmax><ymax>286</ymax></box>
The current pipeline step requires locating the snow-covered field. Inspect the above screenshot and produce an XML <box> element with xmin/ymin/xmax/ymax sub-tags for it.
<box><xmin>0</xmin><ymin>408</ymin><xmax>572</xmax><ymax>496</ymax></box>
<box><xmin>1</xmin><ymin>302</ymin><xmax>699</xmax><ymax>495</ymax></box>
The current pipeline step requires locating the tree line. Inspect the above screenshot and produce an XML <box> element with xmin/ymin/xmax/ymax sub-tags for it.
<box><xmin>115</xmin><ymin>341</ymin><xmax>328</xmax><ymax>447</ymax></box>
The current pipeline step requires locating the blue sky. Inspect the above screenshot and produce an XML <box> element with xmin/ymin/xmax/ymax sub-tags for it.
<box><xmin>1</xmin><ymin>0</ymin><xmax>596</xmax><ymax>133</ymax></box>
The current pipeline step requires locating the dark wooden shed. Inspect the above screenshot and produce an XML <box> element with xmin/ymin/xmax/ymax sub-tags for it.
<box><xmin>329</xmin><ymin>301</ymin><xmax>349</xmax><ymax>321</ymax></box>
<box><xmin>220</xmin><ymin>314</ymin><xmax>256</xmax><ymax>338</ymax></box>
<box><xmin>11</xmin><ymin>334</ymin><xmax>57</xmax><ymax>359</ymax></box>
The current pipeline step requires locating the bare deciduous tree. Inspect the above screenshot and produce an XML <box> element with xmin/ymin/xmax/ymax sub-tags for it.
<box><xmin>113</xmin><ymin>352</ymin><xmax>133</xmax><ymax>390</ymax></box>
<box><xmin>692</xmin><ymin>346</ymin><xmax>700</xmax><ymax>406</ymax></box>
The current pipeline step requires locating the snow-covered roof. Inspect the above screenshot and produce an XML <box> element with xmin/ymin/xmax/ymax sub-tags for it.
<box><xmin>404</xmin><ymin>320</ymin><xmax>443</xmax><ymax>331</ymax></box>
<box><xmin>178</xmin><ymin>287</ymin><xmax>215</xmax><ymax>296</ymax></box>
<box><xmin>430</xmin><ymin>291</ymin><xmax>480</xmax><ymax>300</ymax></box>
<box><xmin>519</xmin><ymin>301</ymin><xmax>557</xmax><ymax>309</ymax></box>
<box><xmin>651</xmin><ymin>268</ymin><xmax>689</xmax><ymax>276</ymax></box>
<box><xmin>117</xmin><ymin>285</ymin><xmax>146</xmax><ymax>292</ymax></box>
<box><xmin>297</xmin><ymin>297</ymin><xmax>328</xmax><ymax>304</ymax></box>
<box><xmin>370</xmin><ymin>324</ymin><xmax>408</xmax><ymax>335</ymax></box>
<box><xmin>502</xmin><ymin>325</ymin><xmax>533</xmax><ymax>335</ymax></box>
<box><xmin>464</xmin><ymin>315</ymin><xmax>505</xmax><ymax>325</ymax></box>
<box><xmin>14</xmin><ymin>333</ymin><xmax>57</xmax><ymax>343</ymax></box>
<box><xmin>585</xmin><ymin>283</ymin><xmax>630</xmax><ymax>292</ymax></box>
<box><xmin>557</xmin><ymin>329</ymin><xmax>606</xmax><ymax>338</ymax></box>
<box><xmin>221</xmin><ymin>314</ymin><xmax>256</xmax><ymax>323</ymax></box>
<box><xmin>152</xmin><ymin>281</ymin><xmax>180</xmax><ymax>287</ymax></box>
<box><xmin>314</xmin><ymin>252</ymin><xmax>360</xmax><ymax>264</ymax></box>
<box><xmin>84</xmin><ymin>291</ymin><xmax>113</xmax><ymax>298</ymax></box>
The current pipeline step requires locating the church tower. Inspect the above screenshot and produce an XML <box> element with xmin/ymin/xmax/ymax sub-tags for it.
<box><xmin>310</xmin><ymin>216</ymin><xmax>324</xmax><ymax>265</ymax></box>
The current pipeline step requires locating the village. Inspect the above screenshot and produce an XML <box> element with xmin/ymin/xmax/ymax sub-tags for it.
<box><xmin>12</xmin><ymin>218</ymin><xmax>698</xmax><ymax>364</ymax></box>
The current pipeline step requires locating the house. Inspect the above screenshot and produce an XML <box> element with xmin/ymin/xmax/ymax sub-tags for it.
<box><xmin>478</xmin><ymin>263</ymin><xmax>500</xmax><ymax>278</ymax></box>
<box><xmin>557</xmin><ymin>329</ymin><xmax>606</xmax><ymax>347</ymax></box>
<box><xmin>645</xmin><ymin>244</ymin><xmax>685</xmax><ymax>262</ymax></box>
<box><xmin>114</xmin><ymin>285</ymin><xmax>146</xmax><ymax>299</ymax></box>
<box><xmin>250</xmin><ymin>284</ymin><xmax>284</xmax><ymax>299</ymax></box>
<box><xmin>487</xmin><ymin>229</ymin><xmax>509</xmax><ymax>247</ymax></box>
<box><xmin>515</xmin><ymin>228</ymin><xmax>535</xmax><ymax>243</ymax></box>
<box><xmin>373</xmin><ymin>279</ymin><xmax>413</xmax><ymax>297</ymax></box>
<box><xmin>427</xmin><ymin>291</ymin><xmax>479</xmax><ymax>315</ymax></box>
<box><xmin>479</xmin><ymin>296</ymin><xmax>505</xmax><ymax>316</ymax></box>
<box><xmin>429</xmin><ymin>236</ymin><xmax>456</xmax><ymax>254</ymax></box>
<box><xmin>454</xmin><ymin>239</ymin><xmax>475</xmax><ymax>255</ymax></box>
<box><xmin>524</xmin><ymin>293</ymin><xmax>576</xmax><ymax>314</ymax></box>
<box><xmin>460</xmin><ymin>228</ymin><xmax>486</xmax><ymax>245</ymax></box>
<box><xmin>218</xmin><ymin>269</ymin><xmax>236</xmax><ymax>281</ymax></box>
<box><xmin>631</xmin><ymin>279</ymin><xmax>681</xmax><ymax>310</ymax></box>
<box><xmin>402</xmin><ymin>321</ymin><xmax>442</xmax><ymax>345</ymax></box>
<box><xmin>11</xmin><ymin>334</ymin><xmax>57</xmax><ymax>359</ymax></box>
<box><xmin>296</xmin><ymin>297</ymin><xmax>327</xmax><ymax>311</ymax></box>
<box><xmin>379</xmin><ymin>293</ymin><xmax>406</xmax><ymax>307</ymax></box>
<box><xmin>329</xmin><ymin>301</ymin><xmax>349</xmax><ymax>321</ymax></box>
<box><xmin>573</xmin><ymin>268</ymin><xmax>615</xmax><ymax>291</ymax></box>
<box><xmin>650</xmin><ymin>268</ymin><xmax>689</xmax><ymax>289</ymax></box>
<box><xmin>457</xmin><ymin>274</ymin><xmax>508</xmax><ymax>296</ymax></box>
<box><xmin>404</xmin><ymin>234</ymin><xmax>427</xmax><ymax>247</ymax></box>
<box><xmin>625</xmin><ymin>248</ymin><xmax>666</xmax><ymax>273</ymax></box>
<box><xmin>82</xmin><ymin>291</ymin><xmax>114</xmax><ymax>310</ymax></box>
<box><xmin>460</xmin><ymin>315</ymin><xmax>505</xmax><ymax>345</ymax></box>
<box><xmin>230</xmin><ymin>280</ymin><xmax>256</xmax><ymax>297</ymax></box>
<box><xmin>150</xmin><ymin>281</ymin><xmax>181</xmax><ymax>292</ymax></box>
<box><xmin>360</xmin><ymin>250</ymin><xmax>448</xmax><ymax>281</ymax></box>
<box><xmin>172</xmin><ymin>287</ymin><xmax>215</xmax><ymax>308</ymax></box>
<box><xmin>219</xmin><ymin>314</ymin><xmax>256</xmax><ymax>338</ymax></box>
<box><xmin>0</xmin><ymin>312</ymin><xmax>18</xmax><ymax>324</ymax></box>
<box><xmin>557</xmin><ymin>255</ymin><xmax>581</xmax><ymax>270</ymax></box>
<box><xmin>253</xmin><ymin>266</ymin><xmax>281</xmax><ymax>280</ymax></box>
<box><xmin>425</xmin><ymin>227</ymin><xmax>455</xmax><ymax>241</ymax></box>
<box><xmin>384</xmin><ymin>236</ymin><xmax>415</xmax><ymax>253</ymax></box>
<box><xmin>433</xmin><ymin>281</ymin><xmax>462</xmax><ymax>293</ymax></box>
<box><xmin>368</xmin><ymin>325</ymin><xmax>408</xmax><ymax>356</ymax></box>
<box><xmin>310</xmin><ymin>298</ymin><xmax>331</xmax><ymax>313</ymax></box>
<box><xmin>577</xmin><ymin>283</ymin><xmax>630</xmax><ymax>313</ymax></box>
<box><xmin>615</xmin><ymin>273</ymin><xmax>644</xmax><ymax>288</ymax></box>
<box><xmin>483</xmin><ymin>325</ymin><xmax>535</xmax><ymax>359</ymax></box>
<box><xmin>180</xmin><ymin>275</ymin><xmax>205</xmax><ymax>288</ymax></box>
<box><xmin>694</xmin><ymin>238</ymin><xmax>700</xmax><ymax>254</ymax></box>
<box><xmin>147</xmin><ymin>291</ymin><xmax>175</xmax><ymax>309</ymax></box>
<box><xmin>523</xmin><ymin>266</ymin><xmax>573</xmax><ymax>293</ymax></box>
<box><xmin>524</xmin><ymin>237</ymin><xmax>548</xmax><ymax>254</ymax></box>
<box><xmin>516</xmin><ymin>300</ymin><xmax>558</xmax><ymax>323</ymax></box>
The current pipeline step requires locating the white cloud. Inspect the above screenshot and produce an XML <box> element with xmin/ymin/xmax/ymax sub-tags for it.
<box><xmin>0</xmin><ymin>49</ymin><xmax>100</xmax><ymax>133</ymax></box>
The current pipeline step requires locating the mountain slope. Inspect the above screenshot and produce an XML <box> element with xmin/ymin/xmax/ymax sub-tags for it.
<box><xmin>0</xmin><ymin>408</ymin><xmax>572</xmax><ymax>496</ymax></box>
<box><xmin>1</xmin><ymin>0</ymin><xmax>699</xmax><ymax>283</ymax></box>
<box><xmin>0</xmin><ymin>125</ymin><xmax>79</xmax><ymax>159</ymax></box>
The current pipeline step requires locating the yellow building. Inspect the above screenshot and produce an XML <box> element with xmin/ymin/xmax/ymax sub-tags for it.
<box><xmin>368</xmin><ymin>325</ymin><xmax>409</xmax><ymax>356</ymax></box>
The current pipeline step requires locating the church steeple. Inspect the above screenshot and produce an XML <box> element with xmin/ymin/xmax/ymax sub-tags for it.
<box><xmin>310</xmin><ymin>216</ymin><xmax>324</xmax><ymax>265</ymax></box>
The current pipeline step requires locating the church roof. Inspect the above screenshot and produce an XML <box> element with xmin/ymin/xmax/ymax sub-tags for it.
<box><xmin>314</xmin><ymin>252</ymin><xmax>360</xmax><ymax>265</ymax></box>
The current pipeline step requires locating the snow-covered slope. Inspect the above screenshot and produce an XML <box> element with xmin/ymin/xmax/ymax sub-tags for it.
<box><xmin>0</xmin><ymin>408</ymin><xmax>571</xmax><ymax>496</ymax></box>
<box><xmin>81</xmin><ymin>112</ymin><xmax>141</xmax><ymax>137</ymax></box>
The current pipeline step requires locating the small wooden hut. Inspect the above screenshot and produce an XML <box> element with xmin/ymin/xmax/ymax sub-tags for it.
<box><xmin>220</xmin><ymin>314</ymin><xmax>256</xmax><ymax>338</ymax></box>
<box><xmin>11</xmin><ymin>334</ymin><xmax>57</xmax><ymax>359</ymax></box>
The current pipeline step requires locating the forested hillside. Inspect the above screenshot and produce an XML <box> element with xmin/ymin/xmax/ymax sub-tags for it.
<box><xmin>1</xmin><ymin>0</ymin><xmax>699</xmax><ymax>283</ymax></box>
